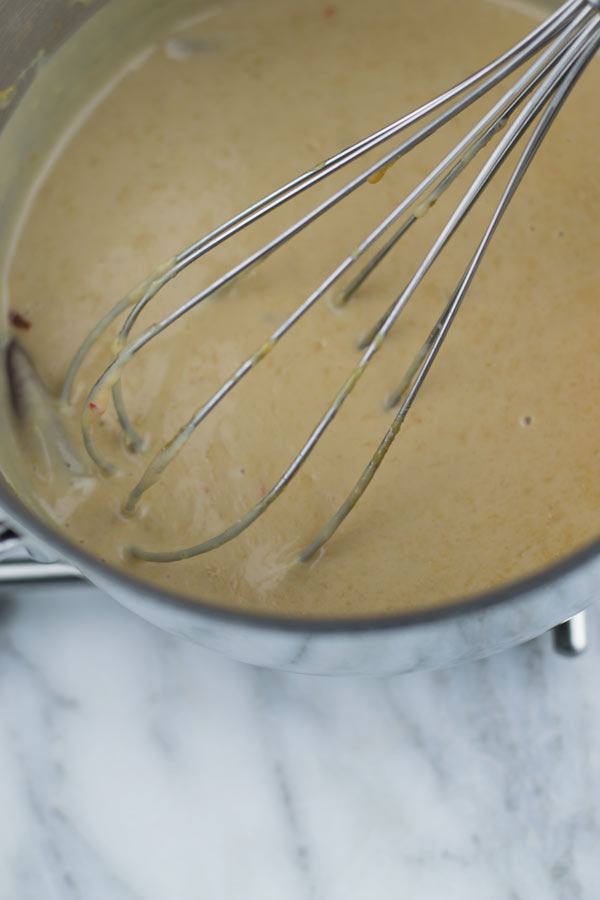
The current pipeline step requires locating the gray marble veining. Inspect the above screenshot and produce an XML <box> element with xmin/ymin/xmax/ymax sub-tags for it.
<box><xmin>0</xmin><ymin>584</ymin><xmax>598</xmax><ymax>899</ymax></box>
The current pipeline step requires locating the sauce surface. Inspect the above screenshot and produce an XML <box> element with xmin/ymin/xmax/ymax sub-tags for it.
<box><xmin>3</xmin><ymin>0</ymin><xmax>600</xmax><ymax>616</ymax></box>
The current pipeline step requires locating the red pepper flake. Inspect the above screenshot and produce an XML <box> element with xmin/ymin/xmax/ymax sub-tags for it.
<box><xmin>324</xmin><ymin>4</ymin><xmax>337</xmax><ymax>17</ymax></box>
<box><xmin>8</xmin><ymin>310</ymin><xmax>31</xmax><ymax>330</ymax></box>
<box><xmin>89</xmin><ymin>402</ymin><xmax>102</xmax><ymax>414</ymax></box>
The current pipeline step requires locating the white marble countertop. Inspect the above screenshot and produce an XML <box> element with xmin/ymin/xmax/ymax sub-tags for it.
<box><xmin>0</xmin><ymin>582</ymin><xmax>598</xmax><ymax>899</ymax></box>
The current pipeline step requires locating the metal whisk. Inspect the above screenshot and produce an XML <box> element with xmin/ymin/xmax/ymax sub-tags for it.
<box><xmin>61</xmin><ymin>0</ymin><xmax>600</xmax><ymax>563</ymax></box>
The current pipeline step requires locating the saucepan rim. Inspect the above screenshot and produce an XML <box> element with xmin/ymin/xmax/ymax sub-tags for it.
<box><xmin>1</xmin><ymin>477</ymin><xmax>597</xmax><ymax>633</ymax></box>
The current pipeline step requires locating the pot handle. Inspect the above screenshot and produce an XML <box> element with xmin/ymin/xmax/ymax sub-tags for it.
<box><xmin>553</xmin><ymin>610</ymin><xmax>588</xmax><ymax>656</ymax></box>
<box><xmin>0</xmin><ymin>520</ymin><xmax>82</xmax><ymax>584</ymax></box>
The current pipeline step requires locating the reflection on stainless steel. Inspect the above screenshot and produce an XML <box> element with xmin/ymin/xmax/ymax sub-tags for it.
<box><xmin>0</xmin><ymin>520</ymin><xmax>82</xmax><ymax>582</ymax></box>
<box><xmin>553</xmin><ymin>610</ymin><xmax>589</xmax><ymax>655</ymax></box>
<box><xmin>0</xmin><ymin>560</ymin><xmax>82</xmax><ymax>584</ymax></box>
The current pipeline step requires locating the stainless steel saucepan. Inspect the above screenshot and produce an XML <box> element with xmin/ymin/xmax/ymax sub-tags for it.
<box><xmin>0</xmin><ymin>0</ymin><xmax>593</xmax><ymax>675</ymax></box>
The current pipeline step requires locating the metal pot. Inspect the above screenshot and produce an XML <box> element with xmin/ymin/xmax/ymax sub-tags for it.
<box><xmin>0</xmin><ymin>0</ymin><xmax>594</xmax><ymax>675</ymax></box>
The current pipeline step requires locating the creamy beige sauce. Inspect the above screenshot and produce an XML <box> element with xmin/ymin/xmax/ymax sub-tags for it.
<box><xmin>2</xmin><ymin>0</ymin><xmax>600</xmax><ymax>616</ymax></box>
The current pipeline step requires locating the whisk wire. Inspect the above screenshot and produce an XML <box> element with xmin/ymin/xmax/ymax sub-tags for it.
<box><xmin>343</xmin><ymin>19</ymin><xmax>585</xmax><ymax>316</ymax></box>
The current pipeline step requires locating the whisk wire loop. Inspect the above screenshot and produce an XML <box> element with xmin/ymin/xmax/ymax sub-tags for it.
<box><xmin>64</xmin><ymin>0</ymin><xmax>599</xmax><ymax>562</ymax></box>
<box><xmin>129</xmin><ymin>12</ymin><xmax>599</xmax><ymax>563</ymax></box>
